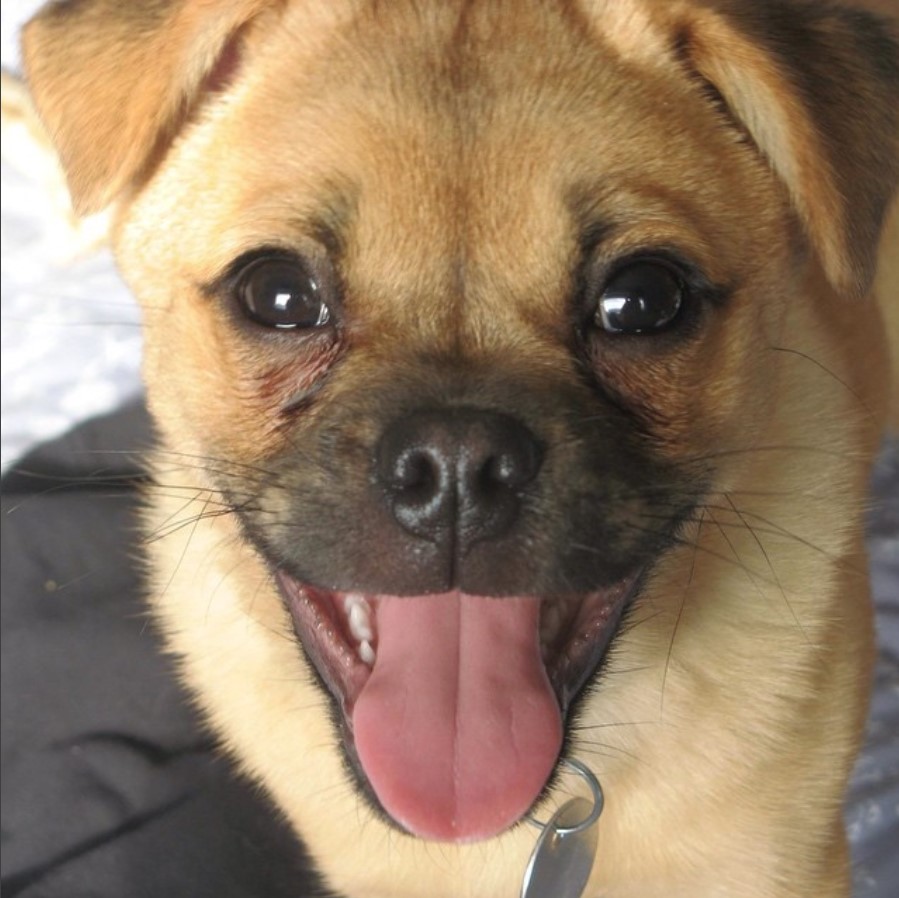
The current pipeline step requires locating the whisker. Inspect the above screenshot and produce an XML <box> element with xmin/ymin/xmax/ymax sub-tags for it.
<box><xmin>144</xmin><ymin>507</ymin><xmax>238</xmax><ymax>543</ymax></box>
<box><xmin>4</xmin><ymin>484</ymin><xmax>136</xmax><ymax>514</ymax></box>
<box><xmin>571</xmin><ymin>741</ymin><xmax>643</xmax><ymax>763</ymax></box>
<box><xmin>705</xmin><ymin>506</ymin><xmax>769</xmax><ymax>595</ymax></box>
<box><xmin>147</xmin><ymin>488</ymin><xmax>234</xmax><ymax>511</ymax></box>
<box><xmin>684</xmin><ymin>443</ymin><xmax>865</xmax><ymax>465</ymax></box>
<box><xmin>150</xmin><ymin>488</ymin><xmax>231</xmax><ymax>535</ymax></box>
<box><xmin>566</xmin><ymin>521</ymin><xmax>769</xmax><ymax>587</ymax></box>
<box><xmin>154</xmin><ymin>492</ymin><xmax>218</xmax><ymax>599</ymax></box>
<box><xmin>570</xmin><ymin>719</ymin><xmax>657</xmax><ymax>731</ymax></box>
<box><xmin>4</xmin><ymin>466</ymin><xmax>144</xmax><ymax>484</ymax></box>
<box><xmin>148</xmin><ymin>448</ymin><xmax>276</xmax><ymax>478</ymax></box>
<box><xmin>638</xmin><ymin>502</ymin><xmax>866</xmax><ymax>575</ymax></box>
<box><xmin>722</xmin><ymin>494</ymin><xmax>811</xmax><ymax>644</ymax></box>
<box><xmin>770</xmin><ymin>345</ymin><xmax>877</xmax><ymax>421</ymax></box>
<box><xmin>660</xmin><ymin>508</ymin><xmax>705</xmax><ymax>719</ymax></box>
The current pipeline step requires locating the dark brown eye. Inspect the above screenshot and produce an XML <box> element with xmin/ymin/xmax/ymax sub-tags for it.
<box><xmin>595</xmin><ymin>262</ymin><xmax>684</xmax><ymax>334</ymax></box>
<box><xmin>237</xmin><ymin>257</ymin><xmax>331</xmax><ymax>330</ymax></box>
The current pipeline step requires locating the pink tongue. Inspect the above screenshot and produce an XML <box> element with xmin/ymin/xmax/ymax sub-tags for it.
<box><xmin>352</xmin><ymin>592</ymin><xmax>562</xmax><ymax>842</ymax></box>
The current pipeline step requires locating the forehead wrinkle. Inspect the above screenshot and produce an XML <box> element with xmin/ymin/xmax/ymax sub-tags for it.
<box><xmin>424</xmin><ymin>2</ymin><xmax>618</xmax><ymax>346</ymax></box>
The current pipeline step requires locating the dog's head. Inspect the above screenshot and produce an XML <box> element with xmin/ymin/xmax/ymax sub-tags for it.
<box><xmin>22</xmin><ymin>0</ymin><xmax>899</xmax><ymax>890</ymax></box>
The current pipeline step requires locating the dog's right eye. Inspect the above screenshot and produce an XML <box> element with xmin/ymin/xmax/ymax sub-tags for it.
<box><xmin>593</xmin><ymin>262</ymin><xmax>684</xmax><ymax>335</ymax></box>
<box><xmin>236</xmin><ymin>257</ymin><xmax>331</xmax><ymax>330</ymax></box>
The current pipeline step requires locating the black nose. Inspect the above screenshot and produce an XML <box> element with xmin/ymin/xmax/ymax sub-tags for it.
<box><xmin>376</xmin><ymin>408</ymin><xmax>543</xmax><ymax>553</ymax></box>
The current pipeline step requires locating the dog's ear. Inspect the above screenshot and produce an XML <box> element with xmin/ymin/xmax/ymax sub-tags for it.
<box><xmin>677</xmin><ymin>0</ymin><xmax>899</xmax><ymax>298</ymax></box>
<box><xmin>22</xmin><ymin>0</ymin><xmax>270</xmax><ymax>215</ymax></box>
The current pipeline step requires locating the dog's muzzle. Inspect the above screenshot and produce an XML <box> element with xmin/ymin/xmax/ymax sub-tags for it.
<box><xmin>236</xmin><ymin>388</ymin><xmax>694</xmax><ymax>843</ymax></box>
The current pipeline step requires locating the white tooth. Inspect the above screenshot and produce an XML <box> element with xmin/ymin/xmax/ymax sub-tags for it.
<box><xmin>358</xmin><ymin>639</ymin><xmax>376</xmax><ymax>666</ymax></box>
<box><xmin>344</xmin><ymin>593</ymin><xmax>366</xmax><ymax>613</ymax></box>
<box><xmin>349</xmin><ymin>602</ymin><xmax>374</xmax><ymax>642</ymax></box>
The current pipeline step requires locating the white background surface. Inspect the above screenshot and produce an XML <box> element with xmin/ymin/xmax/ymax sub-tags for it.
<box><xmin>1</xmin><ymin>0</ymin><xmax>143</xmax><ymax>469</ymax></box>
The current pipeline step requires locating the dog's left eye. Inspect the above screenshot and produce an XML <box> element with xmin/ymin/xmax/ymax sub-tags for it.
<box><xmin>594</xmin><ymin>262</ymin><xmax>684</xmax><ymax>335</ymax></box>
<box><xmin>236</xmin><ymin>257</ymin><xmax>331</xmax><ymax>330</ymax></box>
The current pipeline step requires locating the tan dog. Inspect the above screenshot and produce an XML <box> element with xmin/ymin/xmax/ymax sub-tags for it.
<box><xmin>21</xmin><ymin>1</ymin><xmax>899</xmax><ymax>896</ymax></box>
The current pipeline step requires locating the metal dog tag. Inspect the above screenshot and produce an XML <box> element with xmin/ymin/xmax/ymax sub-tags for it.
<box><xmin>520</xmin><ymin>759</ymin><xmax>603</xmax><ymax>898</ymax></box>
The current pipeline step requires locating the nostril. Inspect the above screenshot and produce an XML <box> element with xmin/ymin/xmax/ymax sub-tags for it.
<box><xmin>481</xmin><ymin>443</ymin><xmax>540</xmax><ymax>490</ymax></box>
<box><xmin>388</xmin><ymin>447</ymin><xmax>443</xmax><ymax>506</ymax></box>
<box><xmin>391</xmin><ymin>448</ymin><xmax>436</xmax><ymax>490</ymax></box>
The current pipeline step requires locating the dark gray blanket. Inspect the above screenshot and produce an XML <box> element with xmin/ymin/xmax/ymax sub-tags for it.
<box><xmin>2</xmin><ymin>402</ymin><xmax>897</xmax><ymax>897</ymax></box>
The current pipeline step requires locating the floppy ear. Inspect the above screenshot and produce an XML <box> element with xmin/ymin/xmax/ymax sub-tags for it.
<box><xmin>22</xmin><ymin>0</ymin><xmax>271</xmax><ymax>215</ymax></box>
<box><xmin>676</xmin><ymin>0</ymin><xmax>899</xmax><ymax>298</ymax></box>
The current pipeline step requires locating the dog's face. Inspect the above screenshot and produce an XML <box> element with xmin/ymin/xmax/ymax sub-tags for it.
<box><xmin>23</xmin><ymin>1</ymin><xmax>898</xmax><ymax>895</ymax></box>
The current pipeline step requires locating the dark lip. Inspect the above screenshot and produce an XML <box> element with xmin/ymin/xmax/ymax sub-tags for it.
<box><xmin>274</xmin><ymin>572</ymin><xmax>371</xmax><ymax>718</ymax></box>
<box><xmin>544</xmin><ymin>573</ymin><xmax>643</xmax><ymax>714</ymax></box>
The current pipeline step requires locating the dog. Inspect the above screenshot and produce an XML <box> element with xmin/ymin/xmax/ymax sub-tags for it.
<box><xmin>20</xmin><ymin>0</ymin><xmax>899</xmax><ymax>895</ymax></box>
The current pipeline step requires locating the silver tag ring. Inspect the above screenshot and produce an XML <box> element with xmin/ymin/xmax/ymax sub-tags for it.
<box><xmin>526</xmin><ymin>758</ymin><xmax>604</xmax><ymax>837</ymax></box>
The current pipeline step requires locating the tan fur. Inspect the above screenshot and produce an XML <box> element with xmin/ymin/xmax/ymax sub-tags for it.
<box><xmin>876</xmin><ymin>197</ymin><xmax>899</xmax><ymax>423</ymax></box>
<box><xmin>20</xmin><ymin>1</ymin><xmax>899</xmax><ymax>896</ymax></box>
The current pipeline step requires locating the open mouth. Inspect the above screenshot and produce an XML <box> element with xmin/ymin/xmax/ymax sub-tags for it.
<box><xmin>275</xmin><ymin>570</ymin><xmax>640</xmax><ymax>843</ymax></box>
